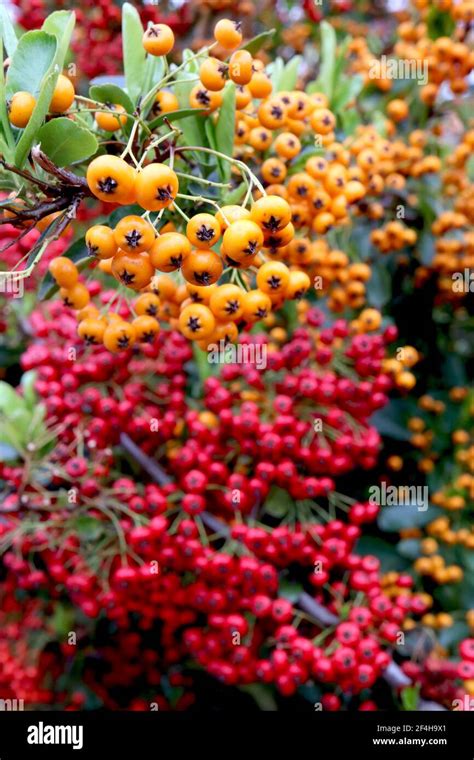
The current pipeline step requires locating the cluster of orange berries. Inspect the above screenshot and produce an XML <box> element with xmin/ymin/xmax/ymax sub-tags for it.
<box><xmin>395</xmin><ymin>19</ymin><xmax>474</xmax><ymax>104</ymax></box>
<box><xmin>47</xmin><ymin>256</ymin><xmax>162</xmax><ymax>352</ymax></box>
<box><xmin>86</xmin><ymin>155</ymin><xmax>179</xmax><ymax>209</ymax></box>
<box><xmin>371</xmin><ymin>221</ymin><xmax>417</xmax><ymax>254</ymax></box>
<box><xmin>63</xmin><ymin>186</ymin><xmax>314</xmax><ymax>347</ymax></box>
<box><xmin>382</xmin><ymin>345</ymin><xmax>419</xmax><ymax>392</ymax></box>
<box><xmin>310</xmin><ymin>245</ymin><xmax>371</xmax><ymax>312</ymax></box>
<box><xmin>7</xmin><ymin>74</ymin><xmax>75</xmax><ymax>128</ymax></box>
<box><xmin>396</xmin><ymin>388</ymin><xmax>473</xmax><ymax>586</ymax></box>
<box><xmin>412</xmin><ymin>531</ymin><xmax>464</xmax><ymax>584</ymax></box>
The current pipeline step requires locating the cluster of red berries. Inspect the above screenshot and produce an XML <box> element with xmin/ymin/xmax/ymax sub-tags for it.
<box><xmin>402</xmin><ymin>637</ymin><xmax>474</xmax><ymax>709</ymax></box>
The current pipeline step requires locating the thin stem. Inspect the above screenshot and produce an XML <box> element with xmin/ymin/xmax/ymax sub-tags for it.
<box><xmin>172</xmin><ymin>201</ymin><xmax>190</xmax><ymax>223</ymax></box>
<box><xmin>175</xmin><ymin>145</ymin><xmax>266</xmax><ymax>196</ymax></box>
<box><xmin>174</xmin><ymin>171</ymin><xmax>230</xmax><ymax>188</ymax></box>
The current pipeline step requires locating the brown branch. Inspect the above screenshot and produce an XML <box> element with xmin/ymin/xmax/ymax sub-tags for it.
<box><xmin>119</xmin><ymin>433</ymin><xmax>172</xmax><ymax>486</ymax></box>
<box><xmin>297</xmin><ymin>593</ymin><xmax>447</xmax><ymax>711</ymax></box>
<box><xmin>0</xmin><ymin>158</ymin><xmax>59</xmax><ymax>195</ymax></box>
<box><xmin>31</xmin><ymin>146</ymin><xmax>90</xmax><ymax>192</ymax></box>
<box><xmin>0</xmin><ymin>196</ymin><xmax>76</xmax><ymax>227</ymax></box>
<box><xmin>0</xmin><ymin>224</ymin><xmax>32</xmax><ymax>253</ymax></box>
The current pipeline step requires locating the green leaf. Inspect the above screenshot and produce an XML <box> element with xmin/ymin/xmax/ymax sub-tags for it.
<box><xmin>215</xmin><ymin>83</ymin><xmax>236</xmax><ymax>182</ymax></box>
<box><xmin>0</xmin><ymin>381</ymin><xmax>25</xmax><ymax>414</ymax></box>
<box><xmin>357</xmin><ymin>536</ymin><xmax>409</xmax><ymax>572</ymax></box>
<box><xmin>397</xmin><ymin>539</ymin><xmax>421</xmax><ymax>560</ymax></box>
<box><xmin>340</xmin><ymin>108</ymin><xmax>361</xmax><ymax>135</ymax></box>
<box><xmin>89</xmin><ymin>83</ymin><xmax>134</xmax><ymax>115</ymax></box>
<box><xmin>239</xmin><ymin>684</ymin><xmax>278</xmax><ymax>711</ymax></box>
<box><xmin>241</xmin><ymin>29</ymin><xmax>276</xmax><ymax>56</ymax></box>
<box><xmin>109</xmin><ymin>204</ymin><xmax>143</xmax><ymax>227</ymax></box>
<box><xmin>279</xmin><ymin>579</ymin><xmax>303</xmax><ymax>603</ymax></box>
<box><xmin>13</xmin><ymin>12</ymin><xmax>75</xmax><ymax>168</ymax></box>
<box><xmin>174</xmin><ymin>53</ymin><xmax>207</xmax><ymax>153</ymax></box>
<box><xmin>76</xmin><ymin>516</ymin><xmax>104</xmax><ymax>541</ymax></box>
<box><xmin>332</xmin><ymin>76</ymin><xmax>364</xmax><ymax>114</ymax></box>
<box><xmin>0</xmin><ymin>38</ymin><xmax>14</xmax><ymax>160</ymax></box>
<box><xmin>225</xmin><ymin>182</ymin><xmax>246</xmax><ymax>204</ymax></box>
<box><xmin>91</xmin><ymin>74</ymin><xmax>126</xmax><ymax>88</ymax></box>
<box><xmin>367</xmin><ymin>260</ymin><xmax>391</xmax><ymax>308</ymax></box>
<box><xmin>42</xmin><ymin>9</ymin><xmax>74</xmax><ymax>43</ymax></box>
<box><xmin>427</xmin><ymin>7</ymin><xmax>455</xmax><ymax>39</ymax></box>
<box><xmin>264</xmin><ymin>486</ymin><xmax>292</xmax><ymax>518</ymax></box>
<box><xmin>52</xmin><ymin>602</ymin><xmax>76</xmax><ymax>637</ymax></box>
<box><xmin>148</xmin><ymin>107</ymin><xmax>206</xmax><ymax>132</ymax></box>
<box><xmin>401</xmin><ymin>685</ymin><xmax>420</xmax><ymax>711</ymax></box>
<box><xmin>6</xmin><ymin>30</ymin><xmax>57</xmax><ymax>99</ymax></box>
<box><xmin>37</xmin><ymin>117</ymin><xmax>98</xmax><ymax>166</ymax></box>
<box><xmin>307</xmin><ymin>21</ymin><xmax>336</xmax><ymax>98</ymax></box>
<box><xmin>438</xmin><ymin>622</ymin><xmax>469</xmax><ymax>651</ymax></box>
<box><xmin>0</xmin><ymin>5</ymin><xmax>18</xmax><ymax>57</ymax></box>
<box><xmin>369</xmin><ymin>399</ymin><xmax>414</xmax><ymax>441</ymax></box>
<box><xmin>141</xmin><ymin>55</ymin><xmax>165</xmax><ymax>119</ymax></box>
<box><xmin>204</xmin><ymin>118</ymin><xmax>217</xmax><ymax>152</ymax></box>
<box><xmin>268</xmin><ymin>57</ymin><xmax>284</xmax><ymax>91</ymax></box>
<box><xmin>378</xmin><ymin>504</ymin><xmax>441</xmax><ymax>532</ymax></box>
<box><xmin>277</xmin><ymin>56</ymin><xmax>302</xmax><ymax>92</ymax></box>
<box><xmin>122</xmin><ymin>2</ymin><xmax>146</xmax><ymax>104</ymax></box>
<box><xmin>39</xmin><ymin>237</ymin><xmax>90</xmax><ymax>300</ymax></box>
<box><xmin>21</xmin><ymin>370</ymin><xmax>37</xmax><ymax>408</ymax></box>
<box><xmin>192</xmin><ymin>343</ymin><xmax>215</xmax><ymax>383</ymax></box>
<box><xmin>419</xmin><ymin>231</ymin><xmax>435</xmax><ymax>265</ymax></box>
<box><xmin>372</xmin><ymin>110</ymin><xmax>387</xmax><ymax>137</ymax></box>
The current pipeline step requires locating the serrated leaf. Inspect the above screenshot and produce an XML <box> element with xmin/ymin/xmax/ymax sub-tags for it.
<box><xmin>39</xmin><ymin>237</ymin><xmax>90</xmax><ymax>300</ymax></box>
<box><xmin>241</xmin><ymin>29</ymin><xmax>276</xmax><ymax>56</ymax></box>
<box><xmin>122</xmin><ymin>2</ymin><xmax>146</xmax><ymax>104</ymax></box>
<box><xmin>37</xmin><ymin>117</ymin><xmax>98</xmax><ymax>166</ymax></box>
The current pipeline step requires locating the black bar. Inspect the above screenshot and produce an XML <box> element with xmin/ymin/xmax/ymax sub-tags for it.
<box><xmin>0</xmin><ymin>710</ymin><xmax>472</xmax><ymax>757</ymax></box>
